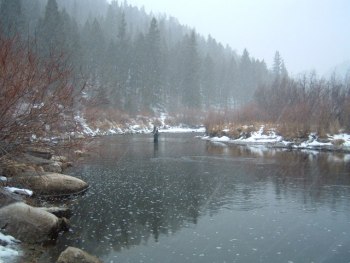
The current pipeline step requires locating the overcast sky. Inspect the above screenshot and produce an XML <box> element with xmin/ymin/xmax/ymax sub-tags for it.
<box><xmin>121</xmin><ymin>0</ymin><xmax>350</xmax><ymax>76</ymax></box>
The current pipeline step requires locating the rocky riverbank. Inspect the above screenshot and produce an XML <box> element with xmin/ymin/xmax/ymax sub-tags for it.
<box><xmin>0</xmin><ymin>147</ymin><xmax>101</xmax><ymax>263</ymax></box>
<box><xmin>0</xmin><ymin>116</ymin><xmax>206</xmax><ymax>263</ymax></box>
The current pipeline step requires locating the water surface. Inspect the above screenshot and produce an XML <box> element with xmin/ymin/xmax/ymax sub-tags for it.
<box><xmin>41</xmin><ymin>134</ymin><xmax>350</xmax><ymax>263</ymax></box>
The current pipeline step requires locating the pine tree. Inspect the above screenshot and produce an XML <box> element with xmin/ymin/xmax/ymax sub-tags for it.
<box><xmin>0</xmin><ymin>0</ymin><xmax>25</xmax><ymax>38</ymax></box>
<box><xmin>82</xmin><ymin>18</ymin><xmax>105</xmax><ymax>76</ymax></box>
<box><xmin>22</xmin><ymin>0</ymin><xmax>42</xmax><ymax>36</ymax></box>
<box><xmin>104</xmin><ymin>2</ymin><xmax>120</xmax><ymax>42</ymax></box>
<box><xmin>238</xmin><ymin>49</ymin><xmax>253</xmax><ymax>102</ymax></box>
<box><xmin>37</xmin><ymin>0</ymin><xmax>64</xmax><ymax>57</ymax></box>
<box><xmin>117</xmin><ymin>12</ymin><xmax>127</xmax><ymax>41</ymax></box>
<box><xmin>61</xmin><ymin>8</ymin><xmax>82</xmax><ymax>70</ymax></box>
<box><xmin>129</xmin><ymin>32</ymin><xmax>147</xmax><ymax>112</ymax></box>
<box><xmin>281</xmin><ymin>60</ymin><xmax>288</xmax><ymax>78</ymax></box>
<box><xmin>143</xmin><ymin>17</ymin><xmax>162</xmax><ymax>109</ymax></box>
<box><xmin>181</xmin><ymin>31</ymin><xmax>201</xmax><ymax>109</ymax></box>
<box><xmin>115</xmin><ymin>12</ymin><xmax>131</xmax><ymax>110</ymax></box>
<box><xmin>272</xmin><ymin>51</ymin><xmax>282</xmax><ymax>79</ymax></box>
<box><xmin>223</xmin><ymin>56</ymin><xmax>238</xmax><ymax>107</ymax></box>
<box><xmin>201</xmin><ymin>54</ymin><xmax>215</xmax><ymax>108</ymax></box>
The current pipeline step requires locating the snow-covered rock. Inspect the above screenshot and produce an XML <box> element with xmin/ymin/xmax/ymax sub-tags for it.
<box><xmin>0</xmin><ymin>188</ymin><xmax>22</xmax><ymax>208</ymax></box>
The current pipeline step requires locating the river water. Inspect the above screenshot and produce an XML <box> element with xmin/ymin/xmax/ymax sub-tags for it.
<box><xmin>40</xmin><ymin>133</ymin><xmax>350</xmax><ymax>263</ymax></box>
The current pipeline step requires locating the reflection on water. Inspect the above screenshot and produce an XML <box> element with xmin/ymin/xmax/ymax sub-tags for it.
<box><xmin>40</xmin><ymin>134</ymin><xmax>350</xmax><ymax>263</ymax></box>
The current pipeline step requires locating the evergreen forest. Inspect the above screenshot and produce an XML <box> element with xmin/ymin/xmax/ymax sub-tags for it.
<box><xmin>1</xmin><ymin>0</ymin><xmax>349</xmax><ymax>143</ymax></box>
<box><xmin>0</xmin><ymin>0</ymin><xmax>274</xmax><ymax>115</ymax></box>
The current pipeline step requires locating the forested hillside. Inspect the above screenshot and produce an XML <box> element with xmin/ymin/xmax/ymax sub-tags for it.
<box><xmin>0</xmin><ymin>0</ymin><xmax>274</xmax><ymax>115</ymax></box>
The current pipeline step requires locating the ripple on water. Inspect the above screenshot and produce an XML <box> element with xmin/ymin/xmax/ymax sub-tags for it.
<box><xmin>38</xmin><ymin>134</ymin><xmax>350</xmax><ymax>263</ymax></box>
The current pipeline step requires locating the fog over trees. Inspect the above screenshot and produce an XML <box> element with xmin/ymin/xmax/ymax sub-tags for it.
<box><xmin>0</xmin><ymin>0</ymin><xmax>276</xmax><ymax>114</ymax></box>
<box><xmin>1</xmin><ymin>0</ymin><xmax>349</xmax><ymax>138</ymax></box>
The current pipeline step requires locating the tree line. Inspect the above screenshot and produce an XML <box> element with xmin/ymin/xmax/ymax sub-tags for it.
<box><xmin>2</xmin><ymin>0</ymin><xmax>347</xmax><ymax>148</ymax></box>
<box><xmin>254</xmin><ymin>73</ymin><xmax>350</xmax><ymax>136</ymax></box>
<box><xmin>0</xmin><ymin>0</ymin><xmax>273</xmax><ymax>115</ymax></box>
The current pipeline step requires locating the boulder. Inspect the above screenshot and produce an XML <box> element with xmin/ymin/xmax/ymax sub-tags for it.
<box><xmin>51</xmin><ymin>156</ymin><xmax>68</xmax><ymax>163</ymax></box>
<box><xmin>51</xmin><ymin>156</ymin><xmax>73</xmax><ymax>171</ymax></box>
<box><xmin>42</xmin><ymin>161</ymin><xmax>63</xmax><ymax>173</ymax></box>
<box><xmin>26</xmin><ymin>147</ymin><xmax>54</xmax><ymax>160</ymax></box>
<box><xmin>56</xmin><ymin>247</ymin><xmax>102</xmax><ymax>263</ymax></box>
<box><xmin>23</xmin><ymin>154</ymin><xmax>53</xmax><ymax>166</ymax></box>
<box><xmin>0</xmin><ymin>202</ymin><xmax>61</xmax><ymax>243</ymax></box>
<box><xmin>15</xmin><ymin>173</ymin><xmax>89</xmax><ymax>196</ymax></box>
<box><xmin>0</xmin><ymin>188</ymin><xmax>22</xmax><ymax>208</ymax></box>
<box><xmin>22</xmin><ymin>154</ymin><xmax>64</xmax><ymax>173</ymax></box>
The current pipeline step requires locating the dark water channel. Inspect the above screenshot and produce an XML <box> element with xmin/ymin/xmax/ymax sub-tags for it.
<box><xmin>41</xmin><ymin>133</ymin><xmax>350</xmax><ymax>263</ymax></box>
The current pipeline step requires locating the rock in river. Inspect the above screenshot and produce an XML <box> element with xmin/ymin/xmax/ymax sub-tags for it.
<box><xmin>15</xmin><ymin>173</ymin><xmax>89</xmax><ymax>196</ymax></box>
<box><xmin>0</xmin><ymin>188</ymin><xmax>22</xmax><ymax>208</ymax></box>
<box><xmin>56</xmin><ymin>247</ymin><xmax>102</xmax><ymax>263</ymax></box>
<box><xmin>0</xmin><ymin>202</ymin><xmax>62</xmax><ymax>243</ymax></box>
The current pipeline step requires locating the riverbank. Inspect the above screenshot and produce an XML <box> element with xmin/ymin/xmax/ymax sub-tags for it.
<box><xmin>0</xmin><ymin>146</ymin><xmax>91</xmax><ymax>262</ymax></box>
<box><xmin>74</xmin><ymin>112</ymin><xmax>205</xmax><ymax>137</ymax></box>
<box><xmin>74</xmin><ymin>113</ymin><xmax>350</xmax><ymax>153</ymax></box>
<box><xmin>0</xmin><ymin>116</ymin><xmax>204</xmax><ymax>263</ymax></box>
<box><xmin>202</xmin><ymin>125</ymin><xmax>350</xmax><ymax>153</ymax></box>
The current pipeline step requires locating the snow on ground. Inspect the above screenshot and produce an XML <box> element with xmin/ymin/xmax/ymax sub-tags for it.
<box><xmin>298</xmin><ymin>134</ymin><xmax>333</xmax><ymax>149</ymax></box>
<box><xmin>53</xmin><ymin>113</ymin><xmax>350</xmax><ymax>153</ymax></box>
<box><xmin>0</xmin><ymin>232</ymin><xmax>21</xmax><ymax>263</ymax></box>
<box><xmin>207</xmin><ymin>135</ymin><xmax>231</xmax><ymax>142</ymax></box>
<box><xmin>206</xmin><ymin>126</ymin><xmax>282</xmax><ymax>145</ymax></box>
<box><xmin>296</xmin><ymin>133</ymin><xmax>350</xmax><ymax>150</ymax></box>
<box><xmin>204</xmin><ymin>125</ymin><xmax>350</xmax><ymax>153</ymax></box>
<box><xmin>4</xmin><ymin>187</ymin><xmax>33</xmax><ymax>197</ymax></box>
<box><xmin>74</xmin><ymin>115</ymin><xmax>96</xmax><ymax>136</ymax></box>
<box><xmin>0</xmin><ymin>177</ymin><xmax>7</xmax><ymax>182</ymax></box>
<box><xmin>73</xmin><ymin>113</ymin><xmax>206</xmax><ymax>136</ymax></box>
<box><xmin>235</xmin><ymin>126</ymin><xmax>283</xmax><ymax>143</ymax></box>
<box><xmin>159</xmin><ymin>126</ymin><xmax>205</xmax><ymax>133</ymax></box>
<box><xmin>329</xmin><ymin>133</ymin><xmax>350</xmax><ymax>147</ymax></box>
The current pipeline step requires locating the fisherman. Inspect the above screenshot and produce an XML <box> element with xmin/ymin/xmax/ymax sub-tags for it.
<box><xmin>153</xmin><ymin>126</ymin><xmax>159</xmax><ymax>143</ymax></box>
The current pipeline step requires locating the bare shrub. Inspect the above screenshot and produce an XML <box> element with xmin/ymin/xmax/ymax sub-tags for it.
<box><xmin>205</xmin><ymin>73</ymin><xmax>350</xmax><ymax>138</ymax></box>
<box><xmin>0</xmin><ymin>34</ymin><xmax>82</xmax><ymax>153</ymax></box>
<box><xmin>171</xmin><ymin>108</ymin><xmax>204</xmax><ymax>127</ymax></box>
<box><xmin>83</xmin><ymin>106</ymin><xmax>130</xmax><ymax>129</ymax></box>
<box><xmin>204</xmin><ymin>110</ymin><xmax>226</xmax><ymax>136</ymax></box>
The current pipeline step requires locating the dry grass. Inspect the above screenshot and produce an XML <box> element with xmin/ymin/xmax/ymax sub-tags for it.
<box><xmin>204</xmin><ymin>107</ymin><xmax>347</xmax><ymax>140</ymax></box>
<box><xmin>83</xmin><ymin>107</ymin><xmax>133</xmax><ymax>132</ymax></box>
<box><xmin>277</xmin><ymin>122</ymin><xmax>310</xmax><ymax>140</ymax></box>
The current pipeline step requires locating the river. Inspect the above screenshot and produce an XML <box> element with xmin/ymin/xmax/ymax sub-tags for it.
<box><xmin>39</xmin><ymin>133</ymin><xmax>350</xmax><ymax>263</ymax></box>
